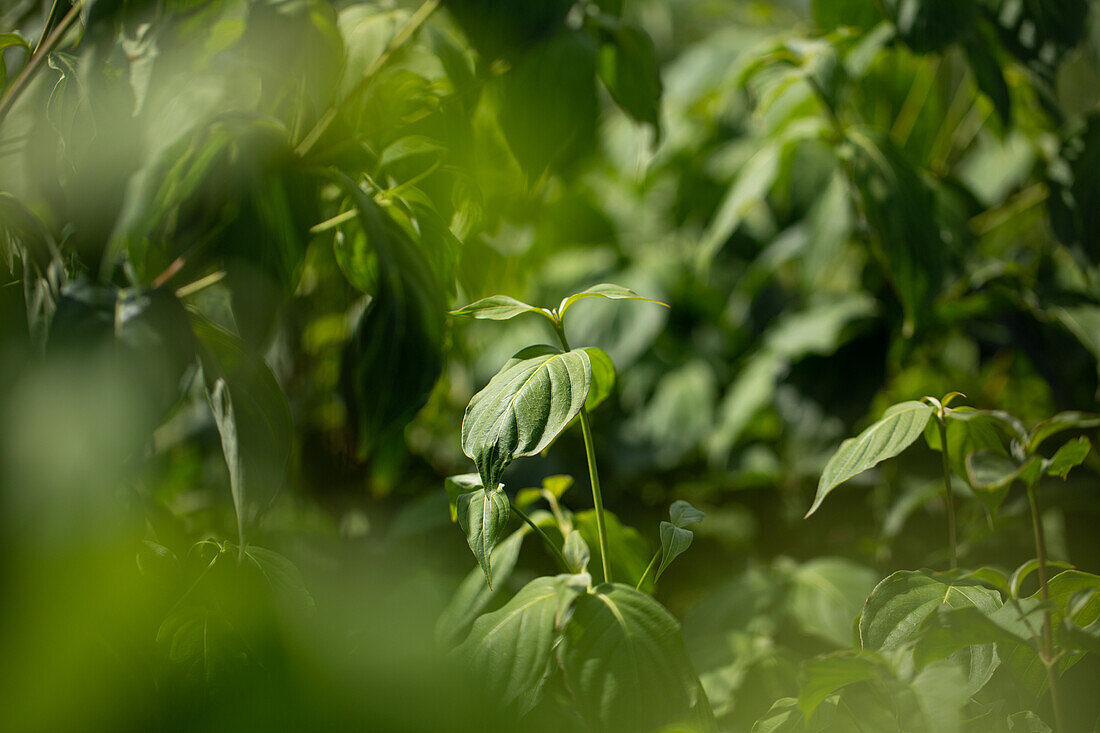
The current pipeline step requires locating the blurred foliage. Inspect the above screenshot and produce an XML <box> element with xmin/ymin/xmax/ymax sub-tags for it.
<box><xmin>1</xmin><ymin>0</ymin><xmax>1100</xmax><ymax>730</ymax></box>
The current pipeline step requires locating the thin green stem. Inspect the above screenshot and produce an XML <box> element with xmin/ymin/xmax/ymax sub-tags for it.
<box><xmin>511</xmin><ymin>501</ymin><xmax>569</xmax><ymax>571</ymax></box>
<box><xmin>636</xmin><ymin>549</ymin><xmax>660</xmax><ymax>590</ymax></box>
<box><xmin>1027</xmin><ymin>480</ymin><xmax>1064</xmax><ymax>733</ymax></box>
<box><xmin>551</xmin><ymin>317</ymin><xmax>612</xmax><ymax>584</ymax></box>
<box><xmin>936</xmin><ymin>417</ymin><xmax>958</xmax><ymax>570</ymax></box>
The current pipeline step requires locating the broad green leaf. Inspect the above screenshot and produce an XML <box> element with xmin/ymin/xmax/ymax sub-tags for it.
<box><xmin>563</xmin><ymin>530</ymin><xmax>591</xmax><ymax>574</ymax></box>
<box><xmin>787</xmin><ymin>558</ymin><xmax>878</xmax><ymax>647</ymax></box>
<box><xmin>444</xmin><ymin>473</ymin><xmax>482</xmax><ymax>522</ymax></box>
<box><xmin>437</xmin><ymin>528</ymin><xmax>528</xmax><ymax>647</ymax></box>
<box><xmin>449</xmin><ymin>294</ymin><xmax>551</xmax><ymax>322</ymax></box>
<box><xmin>456</xmin><ymin>574</ymin><xmax>584</xmax><ymax>714</ymax></box>
<box><xmin>558</xmin><ymin>283</ymin><xmax>667</xmax><ymax>319</ymax></box>
<box><xmin>194</xmin><ymin>317</ymin><xmax>292</xmax><ymax>545</ymax></box>
<box><xmin>909</xmin><ymin>659</ymin><xmax>970</xmax><ymax>733</ymax></box>
<box><xmin>806</xmin><ymin>401</ymin><xmax>934</xmax><ymax>517</ymax></box>
<box><xmin>595</xmin><ymin>18</ymin><xmax>662</xmax><ymax>133</ymax></box>
<box><xmin>655</xmin><ymin>522</ymin><xmax>693</xmax><ymax>582</ymax></box>
<box><xmin>670</xmin><ymin>500</ymin><xmax>705</xmax><ymax>528</ymax></box>
<box><xmin>583</xmin><ymin>346</ymin><xmax>616</xmax><ymax>411</ymax></box>
<box><xmin>1027</xmin><ymin>411</ymin><xmax>1100</xmax><ymax>453</ymax></box>
<box><xmin>560</xmin><ymin>583</ymin><xmax>714</xmax><ymax>731</ymax></box>
<box><xmin>965</xmin><ymin>452</ymin><xmax>1042</xmax><ymax>513</ymax></box>
<box><xmin>461</xmin><ymin>345</ymin><xmax>591</xmax><ymax>492</ymax></box>
<box><xmin>456</xmin><ymin>488</ymin><xmax>511</xmax><ymax>589</ymax></box>
<box><xmin>912</xmin><ymin>606</ymin><xmax>1028</xmax><ymax>671</ymax></box>
<box><xmin>860</xmin><ymin>570</ymin><xmax>1002</xmax><ymax>696</ymax></box>
<box><xmin>797</xmin><ymin>651</ymin><xmax>886</xmax><ymax>720</ymax></box>
<box><xmin>1044</xmin><ymin>436</ymin><xmax>1091</xmax><ymax>478</ymax></box>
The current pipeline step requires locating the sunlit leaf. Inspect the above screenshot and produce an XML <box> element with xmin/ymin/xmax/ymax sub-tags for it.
<box><xmin>450</xmin><ymin>294</ymin><xmax>551</xmax><ymax>321</ymax></box>
<box><xmin>807</xmin><ymin>401</ymin><xmax>933</xmax><ymax>517</ymax></box>
<box><xmin>558</xmin><ymin>283</ymin><xmax>667</xmax><ymax>318</ymax></box>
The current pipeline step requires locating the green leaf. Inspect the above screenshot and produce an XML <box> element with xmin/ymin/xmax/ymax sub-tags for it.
<box><xmin>194</xmin><ymin>317</ymin><xmax>292</xmax><ymax>545</ymax></box>
<box><xmin>560</xmin><ymin>583</ymin><xmax>714</xmax><ymax>731</ymax></box>
<box><xmin>1009</xmin><ymin>558</ymin><xmax>1075</xmax><ymax>599</ymax></box>
<box><xmin>812</xmin><ymin>0</ymin><xmax>883</xmax><ymax>31</ymax></box>
<box><xmin>239</xmin><ymin>544</ymin><xmax>316</xmax><ymax>616</ymax></box>
<box><xmin>558</xmin><ymin>283</ymin><xmax>668</xmax><ymax>319</ymax></box>
<box><xmin>456</xmin><ymin>488</ymin><xmax>511</xmax><ymax>589</ymax></box>
<box><xmin>1027</xmin><ymin>411</ymin><xmax>1100</xmax><ymax>453</ymax></box>
<box><xmin>806</xmin><ymin>401</ymin><xmax>934</xmax><ymax>517</ymax></box>
<box><xmin>882</xmin><ymin>0</ymin><xmax>974</xmax><ymax>52</ymax></box>
<box><xmin>456</xmin><ymin>574</ymin><xmax>584</xmax><ymax>713</ymax></box>
<box><xmin>444</xmin><ymin>473</ymin><xmax>482</xmax><ymax>522</ymax></box>
<box><xmin>669</xmin><ymin>500</ymin><xmax>705</xmax><ymax>528</ymax></box>
<box><xmin>563</xmin><ymin>530</ymin><xmax>591</xmax><ymax>574</ymax></box>
<box><xmin>909</xmin><ymin>659</ymin><xmax>970</xmax><ymax>733</ymax></box>
<box><xmin>337</xmin><ymin>176</ymin><xmax>446</xmax><ymax>456</ymax></box>
<box><xmin>798</xmin><ymin>651</ymin><xmax>886</xmax><ymax>720</ymax></box>
<box><xmin>924</xmin><ymin>407</ymin><xmax>1008</xmax><ymax>481</ymax></box>
<box><xmin>697</xmin><ymin>144</ymin><xmax>782</xmax><ymax>265</ymax></box>
<box><xmin>964</xmin><ymin>21</ymin><xmax>1012</xmax><ymax>127</ymax></box>
<box><xmin>912</xmin><ymin>606</ymin><xmax>1028</xmax><ymax>671</ymax></box>
<box><xmin>655</xmin><ymin>522</ymin><xmax>693</xmax><ymax>583</ymax></box>
<box><xmin>583</xmin><ymin>346</ymin><xmax>616</xmax><ymax>412</ymax></box>
<box><xmin>595</xmin><ymin>18</ymin><xmax>662</xmax><ymax>133</ymax></box>
<box><xmin>574</xmin><ymin>509</ymin><xmax>654</xmax><ymax>591</ymax></box>
<box><xmin>860</xmin><ymin>570</ymin><xmax>1002</xmax><ymax>696</ymax></box>
<box><xmin>965</xmin><ymin>452</ymin><xmax>1042</xmax><ymax>513</ymax></box>
<box><xmin>1044</xmin><ymin>436</ymin><xmax>1091</xmax><ymax>479</ymax></box>
<box><xmin>437</xmin><ymin>528</ymin><xmax>528</xmax><ymax>647</ymax></box>
<box><xmin>449</xmin><ymin>294</ymin><xmax>552</xmax><ymax>322</ymax></box>
<box><xmin>0</xmin><ymin>32</ymin><xmax>30</xmax><ymax>90</ymax></box>
<box><xmin>461</xmin><ymin>345</ymin><xmax>592</xmax><ymax>492</ymax></box>
<box><xmin>787</xmin><ymin>558</ymin><xmax>879</xmax><ymax>647</ymax></box>
<box><xmin>515</xmin><ymin>474</ymin><xmax>574</xmax><ymax>510</ymax></box>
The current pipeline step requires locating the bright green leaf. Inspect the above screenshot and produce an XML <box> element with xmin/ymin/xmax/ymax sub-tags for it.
<box><xmin>461</xmin><ymin>345</ymin><xmax>592</xmax><ymax>492</ymax></box>
<box><xmin>1045</xmin><ymin>436</ymin><xmax>1091</xmax><ymax>479</ymax></box>
<box><xmin>807</xmin><ymin>401</ymin><xmax>934</xmax><ymax>517</ymax></box>
<box><xmin>563</xmin><ymin>530</ymin><xmax>590</xmax><ymax>574</ymax></box>
<box><xmin>558</xmin><ymin>283</ymin><xmax>667</xmax><ymax>319</ymax></box>
<box><xmin>449</xmin><ymin>294</ymin><xmax>552</xmax><ymax>322</ymax></box>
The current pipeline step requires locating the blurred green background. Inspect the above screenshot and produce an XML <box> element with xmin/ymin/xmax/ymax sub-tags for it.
<box><xmin>1</xmin><ymin>0</ymin><xmax>1099</xmax><ymax>730</ymax></box>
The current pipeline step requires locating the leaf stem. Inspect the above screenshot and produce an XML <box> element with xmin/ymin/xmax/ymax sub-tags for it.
<box><xmin>551</xmin><ymin>318</ymin><xmax>612</xmax><ymax>584</ymax></box>
<box><xmin>1027</xmin><ymin>480</ymin><xmax>1064</xmax><ymax>733</ymax></box>
<box><xmin>936</xmin><ymin>416</ymin><xmax>958</xmax><ymax>570</ymax></box>
<box><xmin>636</xmin><ymin>549</ymin><xmax>660</xmax><ymax>590</ymax></box>
<box><xmin>0</xmin><ymin>0</ymin><xmax>83</xmax><ymax>128</ymax></box>
<box><xmin>510</xmin><ymin>501</ymin><xmax>569</xmax><ymax>570</ymax></box>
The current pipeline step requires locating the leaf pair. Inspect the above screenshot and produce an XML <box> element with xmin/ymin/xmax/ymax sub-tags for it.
<box><xmin>655</xmin><ymin>500</ymin><xmax>705</xmax><ymax>583</ymax></box>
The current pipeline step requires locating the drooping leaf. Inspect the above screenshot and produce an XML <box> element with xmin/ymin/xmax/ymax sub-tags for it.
<box><xmin>444</xmin><ymin>473</ymin><xmax>483</xmax><ymax>522</ymax></box>
<box><xmin>806</xmin><ymin>401</ymin><xmax>934</xmax><ymax>517</ymax></box>
<box><xmin>1044</xmin><ymin>436</ymin><xmax>1091</xmax><ymax>478</ymax></box>
<box><xmin>456</xmin><ymin>488</ymin><xmax>511</xmax><ymax>588</ymax></box>
<box><xmin>437</xmin><ymin>528</ymin><xmax>528</xmax><ymax>647</ymax></box>
<box><xmin>456</xmin><ymin>573</ymin><xmax>584</xmax><ymax>713</ymax></box>
<box><xmin>1026</xmin><ymin>411</ymin><xmax>1100</xmax><ymax>452</ymax></box>
<box><xmin>558</xmin><ymin>283</ymin><xmax>668</xmax><ymax>318</ymax></box>
<box><xmin>449</xmin><ymin>294</ymin><xmax>551</xmax><ymax>322</ymax></box>
<box><xmin>560</xmin><ymin>583</ymin><xmax>715</xmax><ymax>732</ymax></box>
<box><xmin>194</xmin><ymin>316</ymin><xmax>292</xmax><ymax>545</ymax></box>
<box><xmin>594</xmin><ymin>18</ymin><xmax>662</xmax><ymax>134</ymax></box>
<box><xmin>461</xmin><ymin>345</ymin><xmax>591</xmax><ymax>492</ymax></box>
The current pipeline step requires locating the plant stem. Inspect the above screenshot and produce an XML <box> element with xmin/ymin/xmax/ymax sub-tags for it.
<box><xmin>551</xmin><ymin>318</ymin><xmax>612</xmax><ymax>584</ymax></box>
<box><xmin>1027</xmin><ymin>480</ymin><xmax>1064</xmax><ymax>733</ymax></box>
<box><xmin>636</xmin><ymin>549</ymin><xmax>660</xmax><ymax>590</ymax></box>
<box><xmin>0</xmin><ymin>1</ymin><xmax>83</xmax><ymax>128</ymax></box>
<box><xmin>936</xmin><ymin>417</ymin><xmax>958</xmax><ymax>570</ymax></box>
<box><xmin>511</xmin><ymin>501</ymin><xmax>569</xmax><ymax>571</ymax></box>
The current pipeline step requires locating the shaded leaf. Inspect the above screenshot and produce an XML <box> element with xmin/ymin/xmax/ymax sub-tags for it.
<box><xmin>456</xmin><ymin>488</ymin><xmax>511</xmax><ymax>588</ymax></box>
<box><xmin>444</xmin><ymin>473</ymin><xmax>482</xmax><ymax>522</ymax></box>
<box><xmin>1044</xmin><ymin>436</ymin><xmax>1090</xmax><ymax>479</ymax></box>
<box><xmin>563</xmin><ymin>530</ymin><xmax>591</xmax><ymax>574</ymax></box>
<box><xmin>965</xmin><ymin>452</ymin><xmax>1042</xmax><ymax>513</ymax></box>
<box><xmin>594</xmin><ymin>18</ymin><xmax>662</xmax><ymax>133</ymax></box>
<box><xmin>655</xmin><ymin>522</ymin><xmax>693</xmax><ymax>582</ymax></box>
<box><xmin>437</xmin><ymin>528</ymin><xmax>528</xmax><ymax>647</ymax></box>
